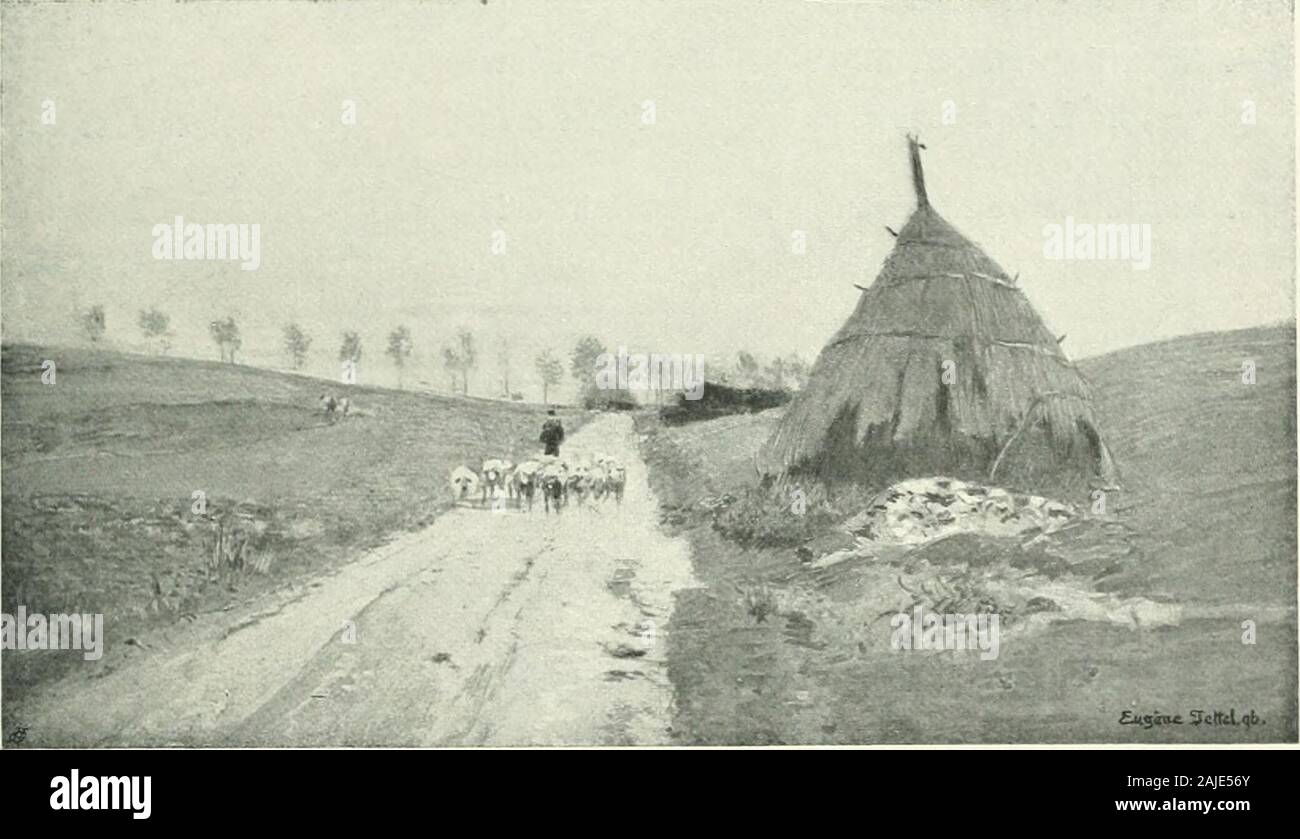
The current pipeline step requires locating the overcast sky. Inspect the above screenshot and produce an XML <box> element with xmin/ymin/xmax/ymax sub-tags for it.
<box><xmin>2</xmin><ymin>0</ymin><xmax>1294</xmax><ymax>397</ymax></box>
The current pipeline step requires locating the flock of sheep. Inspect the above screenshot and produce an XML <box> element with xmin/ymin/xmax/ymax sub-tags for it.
<box><xmin>320</xmin><ymin>391</ymin><xmax>627</xmax><ymax>514</ymax></box>
<box><xmin>449</xmin><ymin>454</ymin><xmax>627</xmax><ymax>514</ymax></box>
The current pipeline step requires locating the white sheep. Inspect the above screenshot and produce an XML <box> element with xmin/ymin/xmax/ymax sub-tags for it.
<box><xmin>565</xmin><ymin>463</ymin><xmax>596</xmax><ymax>507</ymax></box>
<box><xmin>603</xmin><ymin>459</ymin><xmax>627</xmax><ymax>505</ymax></box>
<box><xmin>481</xmin><ymin>458</ymin><xmax>510</xmax><ymax>505</ymax></box>
<box><xmin>449</xmin><ymin>465</ymin><xmax>479</xmax><ymax>504</ymax></box>
<box><xmin>512</xmin><ymin>460</ymin><xmax>542</xmax><ymax>511</ymax></box>
<box><xmin>540</xmin><ymin>460</ymin><xmax>568</xmax><ymax>514</ymax></box>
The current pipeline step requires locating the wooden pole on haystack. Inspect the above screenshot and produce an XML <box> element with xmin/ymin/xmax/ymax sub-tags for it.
<box><xmin>907</xmin><ymin>134</ymin><xmax>928</xmax><ymax>208</ymax></box>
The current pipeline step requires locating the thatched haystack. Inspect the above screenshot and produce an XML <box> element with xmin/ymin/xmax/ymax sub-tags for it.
<box><xmin>762</xmin><ymin>137</ymin><xmax>1119</xmax><ymax>496</ymax></box>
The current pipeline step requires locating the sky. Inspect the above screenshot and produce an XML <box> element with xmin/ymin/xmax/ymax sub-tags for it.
<box><xmin>1</xmin><ymin>0</ymin><xmax>1294</xmax><ymax>399</ymax></box>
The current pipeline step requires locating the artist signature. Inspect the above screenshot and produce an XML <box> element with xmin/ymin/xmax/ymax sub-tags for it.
<box><xmin>1118</xmin><ymin>709</ymin><xmax>1264</xmax><ymax>729</ymax></box>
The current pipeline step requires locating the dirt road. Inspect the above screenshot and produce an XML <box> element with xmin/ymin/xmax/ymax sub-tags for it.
<box><xmin>11</xmin><ymin>414</ymin><xmax>697</xmax><ymax>747</ymax></box>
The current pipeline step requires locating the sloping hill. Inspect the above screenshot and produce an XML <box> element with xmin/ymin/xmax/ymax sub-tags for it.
<box><xmin>1</xmin><ymin>343</ymin><xmax>585</xmax><ymax>703</ymax></box>
<box><xmin>1079</xmin><ymin>323</ymin><xmax>1296</xmax><ymax>607</ymax></box>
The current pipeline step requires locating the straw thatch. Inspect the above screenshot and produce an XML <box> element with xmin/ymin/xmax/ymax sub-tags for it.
<box><xmin>762</xmin><ymin>137</ymin><xmax>1119</xmax><ymax>495</ymax></box>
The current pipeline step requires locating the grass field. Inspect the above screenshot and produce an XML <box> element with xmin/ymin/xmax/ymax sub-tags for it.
<box><xmin>638</xmin><ymin>324</ymin><xmax>1298</xmax><ymax>744</ymax></box>
<box><xmin>1</xmin><ymin>343</ymin><xmax>586</xmax><ymax>704</ymax></box>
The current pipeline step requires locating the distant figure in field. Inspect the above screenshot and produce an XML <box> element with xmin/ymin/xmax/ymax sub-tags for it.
<box><xmin>320</xmin><ymin>393</ymin><xmax>350</xmax><ymax>419</ymax></box>
<box><xmin>540</xmin><ymin>409</ymin><xmax>565</xmax><ymax>457</ymax></box>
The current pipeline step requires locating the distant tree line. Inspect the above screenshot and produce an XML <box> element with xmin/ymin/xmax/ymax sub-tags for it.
<box><xmin>75</xmin><ymin>303</ymin><xmax>809</xmax><ymax>403</ymax></box>
<box><xmin>729</xmin><ymin>350</ymin><xmax>810</xmax><ymax>392</ymax></box>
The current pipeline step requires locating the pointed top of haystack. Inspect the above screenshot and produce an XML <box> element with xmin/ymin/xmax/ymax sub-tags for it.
<box><xmin>761</xmin><ymin>137</ymin><xmax>1119</xmax><ymax>497</ymax></box>
<box><xmin>892</xmin><ymin>135</ymin><xmax>1001</xmax><ymax>258</ymax></box>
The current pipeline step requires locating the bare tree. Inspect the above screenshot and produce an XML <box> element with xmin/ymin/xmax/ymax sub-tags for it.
<box><xmin>81</xmin><ymin>304</ymin><xmax>106</xmax><ymax>344</ymax></box>
<box><xmin>442</xmin><ymin>345</ymin><xmax>461</xmax><ymax>393</ymax></box>
<box><xmin>138</xmin><ymin>307</ymin><xmax>172</xmax><ymax>354</ymax></box>
<box><xmin>762</xmin><ymin>356</ymin><xmax>789</xmax><ymax>390</ymax></box>
<box><xmin>497</xmin><ymin>337</ymin><xmax>512</xmax><ymax>398</ymax></box>
<box><xmin>785</xmin><ymin>353</ymin><xmax>810</xmax><ymax>390</ymax></box>
<box><xmin>535</xmin><ymin>348</ymin><xmax>563</xmax><ymax>405</ymax></box>
<box><xmin>338</xmin><ymin>331</ymin><xmax>362</xmax><ymax>363</ymax></box>
<box><xmin>734</xmin><ymin>350</ymin><xmax>760</xmax><ymax>387</ymax></box>
<box><xmin>570</xmin><ymin>335</ymin><xmax>605</xmax><ymax>387</ymax></box>
<box><xmin>386</xmin><ymin>325</ymin><xmax>414</xmax><ymax>387</ymax></box>
<box><xmin>442</xmin><ymin>330</ymin><xmax>477</xmax><ymax>395</ymax></box>
<box><xmin>208</xmin><ymin>316</ymin><xmax>242</xmax><ymax>363</ymax></box>
<box><xmin>456</xmin><ymin>330</ymin><xmax>476</xmax><ymax>394</ymax></box>
<box><xmin>283</xmin><ymin>323</ymin><xmax>312</xmax><ymax>370</ymax></box>
<box><xmin>339</xmin><ymin>330</ymin><xmax>362</xmax><ymax>382</ymax></box>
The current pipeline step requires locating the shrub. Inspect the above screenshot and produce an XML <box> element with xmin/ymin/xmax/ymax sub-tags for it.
<box><xmin>202</xmin><ymin>517</ymin><xmax>273</xmax><ymax>583</ymax></box>
<box><xmin>739</xmin><ymin>583</ymin><xmax>780</xmax><ymax>623</ymax></box>
<box><xmin>659</xmin><ymin>381</ymin><xmax>790</xmax><ymax>426</ymax></box>
<box><xmin>711</xmin><ymin>484</ymin><xmax>836</xmax><ymax>548</ymax></box>
<box><xmin>709</xmin><ymin>481</ymin><xmax>879</xmax><ymax>549</ymax></box>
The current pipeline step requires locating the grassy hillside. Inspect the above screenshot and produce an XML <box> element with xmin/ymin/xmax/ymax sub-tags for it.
<box><xmin>639</xmin><ymin>323</ymin><xmax>1297</xmax><ymax>744</ymax></box>
<box><xmin>1</xmin><ymin>343</ymin><xmax>586</xmax><ymax>703</ymax></box>
<box><xmin>1078</xmin><ymin>324</ymin><xmax>1296</xmax><ymax>606</ymax></box>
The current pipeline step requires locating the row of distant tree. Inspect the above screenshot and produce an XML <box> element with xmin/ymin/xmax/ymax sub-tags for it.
<box><xmin>725</xmin><ymin>350</ymin><xmax>810</xmax><ymax>392</ymax></box>
<box><xmin>76</xmin><ymin>304</ymin><xmax>810</xmax><ymax>403</ymax></box>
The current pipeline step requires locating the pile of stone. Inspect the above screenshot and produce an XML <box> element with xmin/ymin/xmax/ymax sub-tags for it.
<box><xmin>842</xmin><ymin>476</ymin><xmax>1077</xmax><ymax>546</ymax></box>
